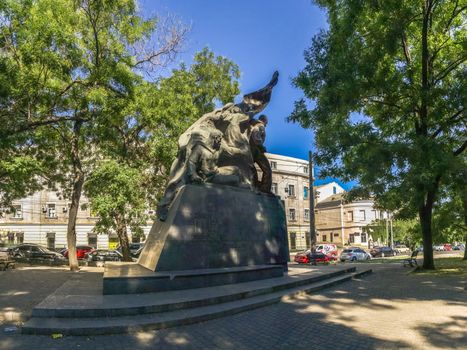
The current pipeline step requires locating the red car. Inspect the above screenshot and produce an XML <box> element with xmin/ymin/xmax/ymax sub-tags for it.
<box><xmin>443</xmin><ymin>244</ymin><xmax>452</xmax><ymax>251</ymax></box>
<box><xmin>62</xmin><ymin>245</ymin><xmax>94</xmax><ymax>259</ymax></box>
<box><xmin>294</xmin><ymin>251</ymin><xmax>335</xmax><ymax>264</ymax></box>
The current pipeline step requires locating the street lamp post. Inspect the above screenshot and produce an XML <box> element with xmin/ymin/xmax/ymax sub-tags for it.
<box><xmin>308</xmin><ymin>150</ymin><xmax>317</xmax><ymax>253</ymax></box>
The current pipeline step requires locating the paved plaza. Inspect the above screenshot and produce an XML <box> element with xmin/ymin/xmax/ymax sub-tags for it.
<box><xmin>0</xmin><ymin>263</ymin><xmax>466</xmax><ymax>350</ymax></box>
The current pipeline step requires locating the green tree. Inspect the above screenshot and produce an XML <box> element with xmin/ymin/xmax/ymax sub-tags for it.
<box><xmin>84</xmin><ymin>160</ymin><xmax>147</xmax><ymax>261</ymax></box>
<box><xmin>0</xmin><ymin>0</ymin><xmax>186</xmax><ymax>270</ymax></box>
<box><xmin>290</xmin><ymin>0</ymin><xmax>466</xmax><ymax>269</ymax></box>
<box><xmin>92</xmin><ymin>48</ymin><xmax>240</xmax><ymax>255</ymax></box>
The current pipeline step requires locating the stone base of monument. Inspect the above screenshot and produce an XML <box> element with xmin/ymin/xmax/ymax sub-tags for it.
<box><xmin>103</xmin><ymin>262</ymin><xmax>284</xmax><ymax>294</ymax></box>
<box><xmin>101</xmin><ymin>183</ymin><xmax>290</xmax><ymax>294</ymax></box>
<box><xmin>22</xmin><ymin>266</ymin><xmax>373</xmax><ymax>335</ymax></box>
<box><xmin>138</xmin><ymin>183</ymin><xmax>290</xmax><ymax>272</ymax></box>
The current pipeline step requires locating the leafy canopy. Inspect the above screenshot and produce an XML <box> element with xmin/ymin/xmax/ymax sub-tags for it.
<box><xmin>290</xmin><ymin>0</ymin><xmax>466</xmax><ymax>214</ymax></box>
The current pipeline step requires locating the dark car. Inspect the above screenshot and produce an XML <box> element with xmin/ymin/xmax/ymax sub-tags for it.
<box><xmin>11</xmin><ymin>244</ymin><xmax>66</xmax><ymax>261</ymax></box>
<box><xmin>86</xmin><ymin>250</ymin><xmax>123</xmax><ymax>265</ymax></box>
<box><xmin>62</xmin><ymin>245</ymin><xmax>94</xmax><ymax>259</ymax></box>
<box><xmin>370</xmin><ymin>246</ymin><xmax>397</xmax><ymax>257</ymax></box>
<box><xmin>116</xmin><ymin>243</ymin><xmax>145</xmax><ymax>259</ymax></box>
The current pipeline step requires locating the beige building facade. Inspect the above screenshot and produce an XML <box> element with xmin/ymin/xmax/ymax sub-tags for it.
<box><xmin>0</xmin><ymin>190</ymin><xmax>152</xmax><ymax>250</ymax></box>
<box><xmin>315</xmin><ymin>193</ymin><xmax>387</xmax><ymax>248</ymax></box>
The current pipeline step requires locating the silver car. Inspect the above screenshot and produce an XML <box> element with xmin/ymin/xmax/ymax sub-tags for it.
<box><xmin>340</xmin><ymin>247</ymin><xmax>371</xmax><ymax>262</ymax></box>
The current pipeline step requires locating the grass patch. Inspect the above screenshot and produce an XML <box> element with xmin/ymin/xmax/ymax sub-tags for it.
<box><xmin>412</xmin><ymin>257</ymin><xmax>467</xmax><ymax>276</ymax></box>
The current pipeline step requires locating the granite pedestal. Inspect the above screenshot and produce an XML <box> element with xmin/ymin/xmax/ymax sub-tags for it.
<box><xmin>103</xmin><ymin>184</ymin><xmax>289</xmax><ymax>294</ymax></box>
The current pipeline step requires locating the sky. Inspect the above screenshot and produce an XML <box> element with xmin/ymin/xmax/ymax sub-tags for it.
<box><xmin>141</xmin><ymin>1</ymin><xmax>353</xmax><ymax>189</ymax></box>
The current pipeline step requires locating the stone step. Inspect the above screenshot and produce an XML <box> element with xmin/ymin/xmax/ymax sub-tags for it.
<box><xmin>31</xmin><ymin>267</ymin><xmax>357</xmax><ymax>318</ymax></box>
<box><xmin>22</xmin><ymin>269</ymin><xmax>372</xmax><ymax>336</ymax></box>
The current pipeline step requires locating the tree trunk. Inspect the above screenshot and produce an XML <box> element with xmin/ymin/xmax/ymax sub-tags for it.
<box><xmin>419</xmin><ymin>203</ymin><xmax>435</xmax><ymax>269</ymax></box>
<box><xmin>66</xmin><ymin>120</ymin><xmax>84</xmax><ymax>271</ymax></box>
<box><xmin>463</xmin><ymin>234</ymin><xmax>467</xmax><ymax>260</ymax></box>
<box><xmin>116</xmin><ymin>215</ymin><xmax>132</xmax><ymax>262</ymax></box>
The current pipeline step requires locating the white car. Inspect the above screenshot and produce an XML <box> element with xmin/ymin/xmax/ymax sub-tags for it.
<box><xmin>340</xmin><ymin>247</ymin><xmax>371</xmax><ymax>262</ymax></box>
<box><xmin>433</xmin><ymin>245</ymin><xmax>445</xmax><ymax>251</ymax></box>
<box><xmin>394</xmin><ymin>245</ymin><xmax>410</xmax><ymax>255</ymax></box>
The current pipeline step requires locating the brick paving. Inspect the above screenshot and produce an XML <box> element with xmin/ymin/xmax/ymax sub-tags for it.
<box><xmin>0</xmin><ymin>263</ymin><xmax>466</xmax><ymax>350</ymax></box>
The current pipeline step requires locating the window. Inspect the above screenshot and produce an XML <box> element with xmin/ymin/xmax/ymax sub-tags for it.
<box><xmin>303</xmin><ymin>166</ymin><xmax>308</xmax><ymax>174</ymax></box>
<box><xmin>372</xmin><ymin>210</ymin><xmax>377</xmax><ymax>219</ymax></box>
<box><xmin>347</xmin><ymin>211</ymin><xmax>354</xmax><ymax>222</ymax></box>
<box><xmin>47</xmin><ymin>204</ymin><xmax>57</xmax><ymax>219</ymax></box>
<box><xmin>304</xmin><ymin>209</ymin><xmax>310</xmax><ymax>221</ymax></box>
<box><xmin>322</xmin><ymin>234</ymin><xmax>327</xmax><ymax>242</ymax></box>
<box><xmin>270</xmin><ymin>161</ymin><xmax>277</xmax><ymax>170</ymax></box>
<box><xmin>288</xmin><ymin>184</ymin><xmax>295</xmax><ymax>197</ymax></box>
<box><xmin>88</xmin><ymin>233</ymin><xmax>97</xmax><ymax>248</ymax></box>
<box><xmin>305</xmin><ymin>232</ymin><xmax>310</xmax><ymax>248</ymax></box>
<box><xmin>288</xmin><ymin>208</ymin><xmax>296</xmax><ymax>221</ymax></box>
<box><xmin>360</xmin><ymin>210</ymin><xmax>366</xmax><ymax>221</ymax></box>
<box><xmin>289</xmin><ymin>232</ymin><xmax>296</xmax><ymax>250</ymax></box>
<box><xmin>333</xmin><ymin>186</ymin><xmax>337</xmax><ymax>194</ymax></box>
<box><xmin>13</xmin><ymin>205</ymin><xmax>22</xmax><ymax>219</ymax></box>
<box><xmin>47</xmin><ymin>232</ymin><xmax>55</xmax><ymax>250</ymax></box>
<box><xmin>361</xmin><ymin>233</ymin><xmax>367</xmax><ymax>243</ymax></box>
<box><xmin>271</xmin><ymin>182</ymin><xmax>278</xmax><ymax>195</ymax></box>
<box><xmin>13</xmin><ymin>232</ymin><xmax>23</xmax><ymax>244</ymax></box>
<box><xmin>349</xmin><ymin>233</ymin><xmax>355</xmax><ymax>243</ymax></box>
<box><xmin>303</xmin><ymin>186</ymin><xmax>309</xmax><ymax>199</ymax></box>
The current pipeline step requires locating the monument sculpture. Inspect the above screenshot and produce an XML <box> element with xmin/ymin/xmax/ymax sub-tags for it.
<box><xmin>104</xmin><ymin>72</ymin><xmax>289</xmax><ymax>294</ymax></box>
<box><xmin>157</xmin><ymin>71</ymin><xmax>279</xmax><ymax>220</ymax></box>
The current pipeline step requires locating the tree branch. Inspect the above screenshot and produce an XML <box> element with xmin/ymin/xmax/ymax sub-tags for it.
<box><xmin>434</xmin><ymin>55</ymin><xmax>467</xmax><ymax>85</ymax></box>
<box><xmin>401</xmin><ymin>33</ymin><xmax>412</xmax><ymax>65</ymax></box>
<box><xmin>453</xmin><ymin>140</ymin><xmax>467</xmax><ymax>156</ymax></box>
<box><xmin>431</xmin><ymin>109</ymin><xmax>465</xmax><ymax>138</ymax></box>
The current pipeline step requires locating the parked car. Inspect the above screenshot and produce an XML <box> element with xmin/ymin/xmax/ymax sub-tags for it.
<box><xmin>370</xmin><ymin>246</ymin><xmax>397</xmax><ymax>257</ymax></box>
<box><xmin>394</xmin><ymin>245</ymin><xmax>410</xmax><ymax>255</ymax></box>
<box><xmin>11</xmin><ymin>244</ymin><xmax>66</xmax><ymax>261</ymax></box>
<box><xmin>315</xmin><ymin>243</ymin><xmax>338</xmax><ymax>257</ymax></box>
<box><xmin>62</xmin><ymin>245</ymin><xmax>94</xmax><ymax>259</ymax></box>
<box><xmin>116</xmin><ymin>243</ymin><xmax>145</xmax><ymax>259</ymax></box>
<box><xmin>340</xmin><ymin>247</ymin><xmax>371</xmax><ymax>262</ymax></box>
<box><xmin>443</xmin><ymin>244</ymin><xmax>452</xmax><ymax>251</ymax></box>
<box><xmin>86</xmin><ymin>250</ymin><xmax>123</xmax><ymax>263</ymax></box>
<box><xmin>453</xmin><ymin>244</ymin><xmax>465</xmax><ymax>251</ymax></box>
<box><xmin>0</xmin><ymin>246</ymin><xmax>14</xmax><ymax>259</ymax></box>
<box><xmin>433</xmin><ymin>245</ymin><xmax>445</xmax><ymax>251</ymax></box>
<box><xmin>294</xmin><ymin>250</ymin><xmax>335</xmax><ymax>264</ymax></box>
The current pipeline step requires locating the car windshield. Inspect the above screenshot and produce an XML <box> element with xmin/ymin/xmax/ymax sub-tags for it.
<box><xmin>343</xmin><ymin>249</ymin><xmax>353</xmax><ymax>253</ymax></box>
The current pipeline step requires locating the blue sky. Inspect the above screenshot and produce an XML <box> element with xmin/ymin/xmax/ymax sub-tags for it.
<box><xmin>141</xmin><ymin>1</ymin><xmax>353</xmax><ymax>190</ymax></box>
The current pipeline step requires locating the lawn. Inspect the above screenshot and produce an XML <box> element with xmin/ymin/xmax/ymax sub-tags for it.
<box><xmin>412</xmin><ymin>257</ymin><xmax>467</xmax><ymax>276</ymax></box>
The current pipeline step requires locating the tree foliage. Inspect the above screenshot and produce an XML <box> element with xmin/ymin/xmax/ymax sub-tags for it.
<box><xmin>0</xmin><ymin>0</ymin><xmax>187</xmax><ymax>270</ymax></box>
<box><xmin>290</xmin><ymin>0</ymin><xmax>466</xmax><ymax>269</ymax></box>
<box><xmin>84</xmin><ymin>160</ymin><xmax>147</xmax><ymax>261</ymax></box>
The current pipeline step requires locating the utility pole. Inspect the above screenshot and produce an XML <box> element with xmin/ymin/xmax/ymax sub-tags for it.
<box><xmin>390</xmin><ymin>213</ymin><xmax>394</xmax><ymax>248</ymax></box>
<box><xmin>308</xmin><ymin>150</ymin><xmax>317</xmax><ymax>252</ymax></box>
<box><xmin>385</xmin><ymin>213</ymin><xmax>389</xmax><ymax>247</ymax></box>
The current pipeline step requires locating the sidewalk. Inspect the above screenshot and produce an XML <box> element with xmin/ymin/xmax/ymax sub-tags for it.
<box><xmin>0</xmin><ymin>263</ymin><xmax>466</xmax><ymax>349</ymax></box>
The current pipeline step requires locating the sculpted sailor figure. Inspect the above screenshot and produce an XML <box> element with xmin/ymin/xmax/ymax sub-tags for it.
<box><xmin>250</xmin><ymin>114</ymin><xmax>272</xmax><ymax>193</ymax></box>
<box><xmin>157</xmin><ymin>129</ymin><xmax>240</xmax><ymax>221</ymax></box>
<box><xmin>187</xmin><ymin>129</ymin><xmax>240</xmax><ymax>186</ymax></box>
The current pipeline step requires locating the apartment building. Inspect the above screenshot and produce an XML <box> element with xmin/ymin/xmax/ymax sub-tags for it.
<box><xmin>0</xmin><ymin>190</ymin><xmax>152</xmax><ymax>250</ymax></box>
<box><xmin>315</xmin><ymin>193</ymin><xmax>387</xmax><ymax>248</ymax></box>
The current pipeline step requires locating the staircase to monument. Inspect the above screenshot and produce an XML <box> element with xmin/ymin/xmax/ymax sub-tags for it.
<box><xmin>22</xmin><ymin>265</ymin><xmax>372</xmax><ymax>335</ymax></box>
